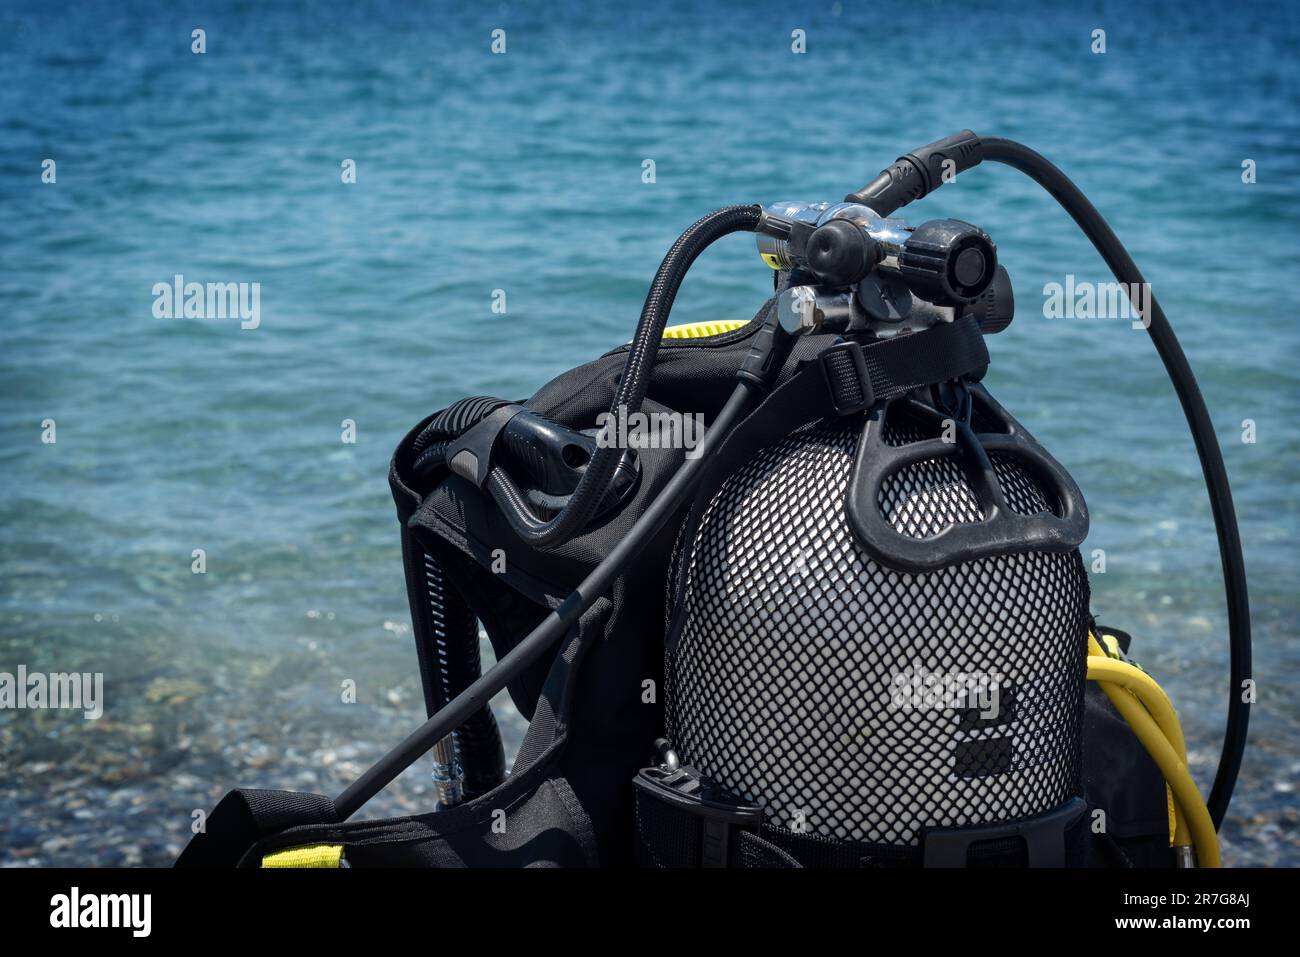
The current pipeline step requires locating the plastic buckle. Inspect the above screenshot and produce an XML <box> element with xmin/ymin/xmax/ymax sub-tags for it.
<box><xmin>819</xmin><ymin>341</ymin><xmax>874</xmax><ymax>415</ymax></box>
<box><xmin>920</xmin><ymin>797</ymin><xmax>1087</xmax><ymax>867</ymax></box>
<box><xmin>633</xmin><ymin>763</ymin><xmax>764</xmax><ymax>868</ymax></box>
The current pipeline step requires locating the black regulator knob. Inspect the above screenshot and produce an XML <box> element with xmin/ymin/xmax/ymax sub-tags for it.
<box><xmin>804</xmin><ymin>219</ymin><xmax>879</xmax><ymax>287</ymax></box>
<box><xmin>899</xmin><ymin>218</ymin><xmax>997</xmax><ymax>305</ymax></box>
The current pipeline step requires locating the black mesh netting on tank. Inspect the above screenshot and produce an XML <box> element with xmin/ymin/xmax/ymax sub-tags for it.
<box><xmin>665</xmin><ymin>407</ymin><xmax>1088</xmax><ymax>846</ymax></box>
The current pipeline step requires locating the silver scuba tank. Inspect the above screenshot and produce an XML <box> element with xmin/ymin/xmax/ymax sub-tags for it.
<box><xmin>664</xmin><ymin>385</ymin><xmax>1091</xmax><ymax>848</ymax></box>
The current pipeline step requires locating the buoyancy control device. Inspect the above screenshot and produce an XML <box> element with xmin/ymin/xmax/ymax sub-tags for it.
<box><xmin>178</xmin><ymin>132</ymin><xmax>1250</xmax><ymax>869</ymax></box>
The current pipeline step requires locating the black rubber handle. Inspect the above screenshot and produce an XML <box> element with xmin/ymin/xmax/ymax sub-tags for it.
<box><xmin>845</xmin><ymin>386</ymin><xmax>1088</xmax><ymax>573</ymax></box>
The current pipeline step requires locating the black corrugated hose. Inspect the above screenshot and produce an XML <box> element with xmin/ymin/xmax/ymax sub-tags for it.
<box><xmin>337</xmin><ymin>378</ymin><xmax>770</xmax><ymax>820</ymax></box>
<box><xmin>405</xmin><ymin>396</ymin><xmax>518</xmax><ymax>798</ymax></box>
<box><xmin>483</xmin><ymin>204</ymin><xmax>763</xmax><ymax>548</ymax></box>
<box><xmin>392</xmin><ymin>210</ymin><xmax>765</xmax><ymax>805</ymax></box>
<box><xmin>412</xmin><ymin>396</ymin><xmax>515</xmax><ymax>454</ymax></box>
<box><xmin>423</xmin><ymin>555</ymin><xmax>505</xmax><ymax>798</ymax></box>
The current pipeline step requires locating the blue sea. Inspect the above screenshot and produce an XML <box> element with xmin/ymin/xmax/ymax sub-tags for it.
<box><xmin>1</xmin><ymin>0</ymin><xmax>1297</xmax><ymax>865</ymax></box>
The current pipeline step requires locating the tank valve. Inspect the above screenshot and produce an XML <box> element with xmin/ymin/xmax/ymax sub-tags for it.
<box><xmin>757</xmin><ymin>203</ymin><xmax>997</xmax><ymax>308</ymax></box>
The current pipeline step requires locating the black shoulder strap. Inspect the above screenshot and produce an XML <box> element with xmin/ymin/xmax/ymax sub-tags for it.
<box><xmin>176</xmin><ymin>788</ymin><xmax>338</xmax><ymax>868</ymax></box>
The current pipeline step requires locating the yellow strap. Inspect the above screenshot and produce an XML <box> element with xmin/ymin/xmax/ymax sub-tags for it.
<box><xmin>261</xmin><ymin>843</ymin><xmax>345</xmax><ymax>868</ymax></box>
<box><xmin>661</xmin><ymin>319</ymin><xmax>749</xmax><ymax>340</ymax></box>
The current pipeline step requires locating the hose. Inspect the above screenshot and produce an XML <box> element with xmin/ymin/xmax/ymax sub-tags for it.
<box><xmin>412</xmin><ymin>440</ymin><xmax>449</xmax><ymax>476</ymax></box>
<box><xmin>336</xmin><ymin>376</ymin><xmax>770</xmax><ymax>819</ymax></box>
<box><xmin>424</xmin><ymin>554</ymin><xmax>505</xmax><ymax>799</ymax></box>
<box><xmin>409</xmin><ymin>396</ymin><xmax>517</xmax><ymax>479</ymax></box>
<box><xmin>413</xmin><ymin>396</ymin><xmax>515</xmax><ymax>453</ymax></box>
<box><xmin>1087</xmin><ymin>637</ymin><xmax>1220</xmax><ymax>867</ymax></box>
<box><xmin>853</xmin><ymin>133</ymin><xmax>1250</xmax><ymax>827</ymax></box>
<box><xmin>976</xmin><ymin>138</ymin><xmax>1251</xmax><ymax>829</ymax></box>
<box><xmin>484</xmin><ymin>205</ymin><xmax>763</xmax><ymax>548</ymax></box>
<box><xmin>1086</xmin><ymin>640</ymin><xmax>1191</xmax><ymax>852</ymax></box>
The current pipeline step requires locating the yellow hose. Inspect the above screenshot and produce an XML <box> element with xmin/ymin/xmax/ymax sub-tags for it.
<box><xmin>1087</xmin><ymin>657</ymin><xmax>1188</xmax><ymax>760</ymax></box>
<box><xmin>1090</xmin><ymin>668</ymin><xmax>1190</xmax><ymax>850</ymax></box>
<box><xmin>1085</xmin><ymin>637</ymin><xmax>1220</xmax><ymax>867</ymax></box>
<box><xmin>1085</xmin><ymin>652</ymin><xmax>1191</xmax><ymax>848</ymax></box>
<box><xmin>1086</xmin><ymin>636</ymin><xmax>1190</xmax><ymax>851</ymax></box>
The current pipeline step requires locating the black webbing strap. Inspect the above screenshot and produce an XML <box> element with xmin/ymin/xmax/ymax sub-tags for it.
<box><xmin>707</xmin><ymin>826</ymin><xmax>1050</xmax><ymax>868</ymax></box>
<box><xmin>726</xmin><ymin>802</ymin><xmax>1088</xmax><ymax>868</ymax></box>
<box><xmin>631</xmin><ymin>757</ymin><xmax>1054</xmax><ymax>868</ymax></box>
<box><xmin>730</xmin><ymin>316</ymin><xmax>990</xmax><ymax>472</ymax></box>
<box><xmin>632</xmin><ymin>787</ymin><xmax>918</xmax><ymax>869</ymax></box>
<box><xmin>733</xmin><ymin>830</ymin><xmax>802</xmax><ymax>868</ymax></box>
<box><xmin>821</xmin><ymin>314</ymin><xmax>989</xmax><ymax>415</ymax></box>
<box><xmin>737</xmin><ymin>824</ymin><xmax>917</xmax><ymax>868</ymax></box>
<box><xmin>729</xmin><ymin>825</ymin><xmax>1028</xmax><ymax>869</ymax></box>
<box><xmin>175</xmin><ymin>788</ymin><xmax>338</xmax><ymax>868</ymax></box>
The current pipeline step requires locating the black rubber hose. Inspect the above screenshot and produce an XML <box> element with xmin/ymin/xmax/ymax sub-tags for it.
<box><xmin>424</xmin><ymin>555</ymin><xmax>505</xmax><ymax>798</ymax></box>
<box><xmin>413</xmin><ymin>396</ymin><xmax>514</xmax><ymax>453</ymax></box>
<box><xmin>336</xmin><ymin>378</ymin><xmax>765</xmax><ymax>820</ymax></box>
<box><xmin>484</xmin><ymin>205</ymin><xmax>763</xmax><ymax>548</ymax></box>
<box><xmin>412</xmin><ymin>440</ymin><xmax>449</xmax><ymax>476</ymax></box>
<box><xmin>979</xmin><ymin>137</ymin><xmax>1251</xmax><ymax>829</ymax></box>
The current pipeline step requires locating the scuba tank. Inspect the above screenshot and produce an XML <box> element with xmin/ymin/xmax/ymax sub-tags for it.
<box><xmin>663</xmin><ymin>385</ymin><xmax>1091</xmax><ymax>855</ymax></box>
<box><xmin>649</xmin><ymin>204</ymin><xmax>1094</xmax><ymax>865</ymax></box>
<box><xmin>178</xmin><ymin>132</ymin><xmax>1249</xmax><ymax>870</ymax></box>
